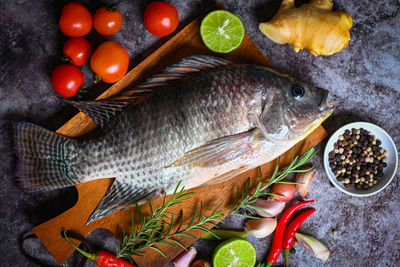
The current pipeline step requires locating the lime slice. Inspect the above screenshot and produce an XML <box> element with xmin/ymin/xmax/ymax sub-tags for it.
<box><xmin>213</xmin><ymin>238</ymin><xmax>256</xmax><ymax>267</ymax></box>
<box><xmin>200</xmin><ymin>10</ymin><xmax>245</xmax><ymax>53</ymax></box>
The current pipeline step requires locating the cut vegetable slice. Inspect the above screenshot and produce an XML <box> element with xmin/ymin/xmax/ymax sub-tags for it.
<box><xmin>213</xmin><ymin>238</ymin><xmax>256</xmax><ymax>267</ymax></box>
<box><xmin>200</xmin><ymin>10</ymin><xmax>245</xmax><ymax>53</ymax></box>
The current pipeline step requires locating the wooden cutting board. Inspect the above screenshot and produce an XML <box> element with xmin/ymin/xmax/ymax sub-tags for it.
<box><xmin>33</xmin><ymin>4</ymin><xmax>327</xmax><ymax>266</ymax></box>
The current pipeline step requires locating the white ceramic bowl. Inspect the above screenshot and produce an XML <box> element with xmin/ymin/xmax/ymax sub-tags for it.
<box><xmin>324</xmin><ymin>122</ymin><xmax>398</xmax><ymax>197</ymax></box>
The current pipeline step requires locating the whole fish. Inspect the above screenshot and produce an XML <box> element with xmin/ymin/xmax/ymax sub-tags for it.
<box><xmin>14</xmin><ymin>56</ymin><xmax>334</xmax><ymax>224</ymax></box>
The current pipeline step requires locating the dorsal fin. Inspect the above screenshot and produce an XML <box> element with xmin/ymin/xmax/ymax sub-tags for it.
<box><xmin>67</xmin><ymin>55</ymin><xmax>234</xmax><ymax>127</ymax></box>
<box><xmin>129</xmin><ymin>55</ymin><xmax>233</xmax><ymax>90</ymax></box>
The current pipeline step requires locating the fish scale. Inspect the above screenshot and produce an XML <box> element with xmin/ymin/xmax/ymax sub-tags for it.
<box><xmin>13</xmin><ymin>55</ymin><xmax>334</xmax><ymax>223</ymax></box>
<box><xmin>76</xmin><ymin>66</ymin><xmax>260</xmax><ymax>221</ymax></box>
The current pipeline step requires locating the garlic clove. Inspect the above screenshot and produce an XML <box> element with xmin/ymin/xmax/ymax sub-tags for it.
<box><xmin>173</xmin><ymin>247</ymin><xmax>197</xmax><ymax>267</ymax></box>
<box><xmin>295</xmin><ymin>232</ymin><xmax>330</xmax><ymax>261</ymax></box>
<box><xmin>245</xmin><ymin>217</ymin><xmax>277</xmax><ymax>238</ymax></box>
<box><xmin>254</xmin><ymin>198</ymin><xmax>285</xmax><ymax>218</ymax></box>
<box><xmin>295</xmin><ymin>169</ymin><xmax>317</xmax><ymax>198</ymax></box>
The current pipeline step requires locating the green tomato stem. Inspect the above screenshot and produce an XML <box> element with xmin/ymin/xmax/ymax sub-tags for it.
<box><xmin>94</xmin><ymin>74</ymin><xmax>101</xmax><ymax>84</ymax></box>
<box><xmin>61</xmin><ymin>55</ymin><xmax>71</xmax><ymax>63</ymax></box>
<box><xmin>106</xmin><ymin>5</ymin><xmax>117</xmax><ymax>12</ymax></box>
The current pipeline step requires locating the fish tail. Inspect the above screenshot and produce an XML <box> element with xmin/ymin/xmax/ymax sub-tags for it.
<box><xmin>13</xmin><ymin>122</ymin><xmax>82</xmax><ymax>192</ymax></box>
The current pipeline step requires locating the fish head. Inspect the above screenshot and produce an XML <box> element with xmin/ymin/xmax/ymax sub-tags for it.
<box><xmin>258</xmin><ymin>69</ymin><xmax>335</xmax><ymax>142</ymax></box>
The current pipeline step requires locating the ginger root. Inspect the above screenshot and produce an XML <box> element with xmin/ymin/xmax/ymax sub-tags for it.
<box><xmin>259</xmin><ymin>0</ymin><xmax>353</xmax><ymax>56</ymax></box>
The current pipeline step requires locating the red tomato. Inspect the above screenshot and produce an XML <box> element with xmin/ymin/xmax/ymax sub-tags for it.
<box><xmin>51</xmin><ymin>65</ymin><xmax>84</xmax><ymax>97</ymax></box>
<box><xmin>59</xmin><ymin>2</ymin><xmax>92</xmax><ymax>37</ymax></box>
<box><xmin>143</xmin><ymin>1</ymin><xmax>179</xmax><ymax>37</ymax></box>
<box><xmin>93</xmin><ymin>6</ymin><xmax>123</xmax><ymax>36</ymax></box>
<box><xmin>90</xmin><ymin>41</ymin><xmax>129</xmax><ymax>83</ymax></box>
<box><xmin>63</xmin><ymin>38</ymin><xmax>91</xmax><ymax>66</ymax></box>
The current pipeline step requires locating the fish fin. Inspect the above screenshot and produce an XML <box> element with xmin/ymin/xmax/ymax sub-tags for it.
<box><xmin>65</xmin><ymin>99</ymin><xmax>133</xmax><ymax>128</ymax></box>
<box><xmin>203</xmin><ymin>166</ymin><xmax>250</xmax><ymax>186</ymax></box>
<box><xmin>13</xmin><ymin>122</ymin><xmax>81</xmax><ymax>192</ymax></box>
<box><xmin>86</xmin><ymin>180</ymin><xmax>158</xmax><ymax>224</ymax></box>
<box><xmin>67</xmin><ymin>56</ymin><xmax>234</xmax><ymax>127</ymax></box>
<box><xmin>132</xmin><ymin>55</ymin><xmax>234</xmax><ymax>90</ymax></box>
<box><xmin>166</xmin><ymin>128</ymin><xmax>262</xmax><ymax>168</ymax></box>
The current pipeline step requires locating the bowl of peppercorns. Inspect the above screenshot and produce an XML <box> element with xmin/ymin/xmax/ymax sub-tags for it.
<box><xmin>324</xmin><ymin>122</ymin><xmax>398</xmax><ymax>197</ymax></box>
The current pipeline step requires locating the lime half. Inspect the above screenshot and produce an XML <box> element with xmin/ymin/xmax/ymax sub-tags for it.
<box><xmin>213</xmin><ymin>238</ymin><xmax>256</xmax><ymax>267</ymax></box>
<box><xmin>200</xmin><ymin>10</ymin><xmax>245</xmax><ymax>53</ymax></box>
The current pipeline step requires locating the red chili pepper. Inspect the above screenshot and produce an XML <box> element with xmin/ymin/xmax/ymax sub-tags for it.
<box><xmin>63</xmin><ymin>231</ymin><xmax>136</xmax><ymax>267</ymax></box>
<box><xmin>283</xmin><ymin>208</ymin><xmax>316</xmax><ymax>267</ymax></box>
<box><xmin>265</xmin><ymin>200</ymin><xmax>314</xmax><ymax>267</ymax></box>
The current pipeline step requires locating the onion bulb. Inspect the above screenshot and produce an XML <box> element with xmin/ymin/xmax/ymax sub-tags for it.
<box><xmin>295</xmin><ymin>232</ymin><xmax>330</xmax><ymax>261</ymax></box>
<box><xmin>271</xmin><ymin>180</ymin><xmax>296</xmax><ymax>202</ymax></box>
<box><xmin>173</xmin><ymin>247</ymin><xmax>197</xmax><ymax>267</ymax></box>
<box><xmin>296</xmin><ymin>169</ymin><xmax>317</xmax><ymax>198</ymax></box>
<box><xmin>245</xmin><ymin>217</ymin><xmax>277</xmax><ymax>238</ymax></box>
<box><xmin>254</xmin><ymin>198</ymin><xmax>285</xmax><ymax>217</ymax></box>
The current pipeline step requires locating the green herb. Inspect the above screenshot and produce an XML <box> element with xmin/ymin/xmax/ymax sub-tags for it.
<box><xmin>230</xmin><ymin>148</ymin><xmax>317</xmax><ymax>218</ymax></box>
<box><xmin>117</xmin><ymin>181</ymin><xmax>225</xmax><ymax>258</ymax></box>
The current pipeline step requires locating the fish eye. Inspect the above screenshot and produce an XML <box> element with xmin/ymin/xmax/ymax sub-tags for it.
<box><xmin>291</xmin><ymin>84</ymin><xmax>305</xmax><ymax>99</ymax></box>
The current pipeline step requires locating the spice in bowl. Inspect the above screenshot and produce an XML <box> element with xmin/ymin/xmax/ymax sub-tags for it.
<box><xmin>328</xmin><ymin>128</ymin><xmax>387</xmax><ymax>190</ymax></box>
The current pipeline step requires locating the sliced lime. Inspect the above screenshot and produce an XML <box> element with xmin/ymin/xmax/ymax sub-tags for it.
<box><xmin>200</xmin><ymin>10</ymin><xmax>245</xmax><ymax>53</ymax></box>
<box><xmin>213</xmin><ymin>238</ymin><xmax>256</xmax><ymax>267</ymax></box>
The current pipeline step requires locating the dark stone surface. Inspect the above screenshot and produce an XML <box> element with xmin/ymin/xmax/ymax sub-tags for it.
<box><xmin>0</xmin><ymin>0</ymin><xmax>399</xmax><ymax>266</ymax></box>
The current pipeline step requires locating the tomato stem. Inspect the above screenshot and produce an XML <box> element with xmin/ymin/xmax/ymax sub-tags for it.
<box><xmin>106</xmin><ymin>5</ymin><xmax>117</xmax><ymax>12</ymax></box>
<box><xmin>61</xmin><ymin>55</ymin><xmax>72</xmax><ymax>63</ymax></box>
<box><xmin>94</xmin><ymin>74</ymin><xmax>101</xmax><ymax>84</ymax></box>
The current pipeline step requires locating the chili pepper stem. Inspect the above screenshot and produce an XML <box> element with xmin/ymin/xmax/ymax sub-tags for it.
<box><xmin>284</xmin><ymin>249</ymin><xmax>290</xmax><ymax>267</ymax></box>
<box><xmin>265</xmin><ymin>262</ymin><xmax>272</xmax><ymax>267</ymax></box>
<box><xmin>63</xmin><ymin>231</ymin><xmax>99</xmax><ymax>262</ymax></box>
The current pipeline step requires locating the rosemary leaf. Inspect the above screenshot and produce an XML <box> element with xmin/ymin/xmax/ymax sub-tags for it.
<box><xmin>117</xmin><ymin>181</ymin><xmax>225</xmax><ymax>258</ymax></box>
<box><xmin>230</xmin><ymin>148</ymin><xmax>317</xmax><ymax>217</ymax></box>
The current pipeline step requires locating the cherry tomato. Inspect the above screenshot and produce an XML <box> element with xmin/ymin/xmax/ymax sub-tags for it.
<box><xmin>63</xmin><ymin>38</ymin><xmax>91</xmax><ymax>66</ymax></box>
<box><xmin>93</xmin><ymin>6</ymin><xmax>123</xmax><ymax>36</ymax></box>
<box><xmin>59</xmin><ymin>2</ymin><xmax>92</xmax><ymax>37</ymax></box>
<box><xmin>90</xmin><ymin>41</ymin><xmax>129</xmax><ymax>83</ymax></box>
<box><xmin>51</xmin><ymin>64</ymin><xmax>84</xmax><ymax>97</ymax></box>
<box><xmin>143</xmin><ymin>1</ymin><xmax>179</xmax><ymax>37</ymax></box>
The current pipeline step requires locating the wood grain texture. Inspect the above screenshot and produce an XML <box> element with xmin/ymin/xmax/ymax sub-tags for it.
<box><xmin>33</xmin><ymin>4</ymin><xmax>327</xmax><ymax>266</ymax></box>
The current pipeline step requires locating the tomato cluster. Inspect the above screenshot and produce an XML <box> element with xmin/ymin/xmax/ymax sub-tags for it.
<box><xmin>52</xmin><ymin>2</ymin><xmax>128</xmax><ymax>97</ymax></box>
<box><xmin>52</xmin><ymin>1</ymin><xmax>180</xmax><ymax>97</ymax></box>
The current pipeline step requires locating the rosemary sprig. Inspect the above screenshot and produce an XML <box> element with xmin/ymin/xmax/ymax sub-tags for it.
<box><xmin>117</xmin><ymin>181</ymin><xmax>225</xmax><ymax>258</ymax></box>
<box><xmin>230</xmin><ymin>147</ymin><xmax>318</xmax><ymax>218</ymax></box>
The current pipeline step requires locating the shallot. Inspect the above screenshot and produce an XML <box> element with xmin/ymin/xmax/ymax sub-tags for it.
<box><xmin>173</xmin><ymin>247</ymin><xmax>197</xmax><ymax>267</ymax></box>
<box><xmin>271</xmin><ymin>180</ymin><xmax>296</xmax><ymax>202</ymax></box>
<box><xmin>295</xmin><ymin>232</ymin><xmax>330</xmax><ymax>261</ymax></box>
<box><xmin>245</xmin><ymin>217</ymin><xmax>277</xmax><ymax>238</ymax></box>
<box><xmin>253</xmin><ymin>198</ymin><xmax>285</xmax><ymax>218</ymax></box>
<box><xmin>295</xmin><ymin>169</ymin><xmax>317</xmax><ymax>198</ymax></box>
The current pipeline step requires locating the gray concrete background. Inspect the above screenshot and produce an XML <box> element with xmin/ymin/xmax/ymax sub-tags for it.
<box><xmin>0</xmin><ymin>0</ymin><xmax>399</xmax><ymax>266</ymax></box>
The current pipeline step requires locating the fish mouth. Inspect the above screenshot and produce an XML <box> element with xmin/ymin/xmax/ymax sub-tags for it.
<box><xmin>319</xmin><ymin>89</ymin><xmax>335</xmax><ymax>114</ymax></box>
